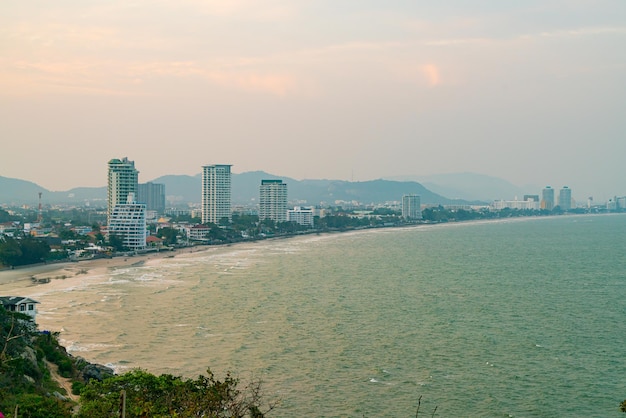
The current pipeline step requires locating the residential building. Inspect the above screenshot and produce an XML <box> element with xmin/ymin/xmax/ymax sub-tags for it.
<box><xmin>402</xmin><ymin>194</ymin><xmax>422</xmax><ymax>220</ymax></box>
<box><xmin>202</xmin><ymin>164</ymin><xmax>232</xmax><ymax>224</ymax></box>
<box><xmin>559</xmin><ymin>186</ymin><xmax>572</xmax><ymax>211</ymax></box>
<box><xmin>138</xmin><ymin>182</ymin><xmax>166</xmax><ymax>214</ymax></box>
<box><xmin>0</xmin><ymin>296</ymin><xmax>39</xmax><ymax>320</ymax></box>
<box><xmin>108</xmin><ymin>157</ymin><xmax>138</xmax><ymax>225</ymax></box>
<box><xmin>259</xmin><ymin>179</ymin><xmax>288</xmax><ymax>223</ymax></box>
<box><xmin>187</xmin><ymin>224</ymin><xmax>211</xmax><ymax>241</ymax></box>
<box><xmin>107</xmin><ymin>193</ymin><xmax>147</xmax><ymax>251</ymax></box>
<box><xmin>491</xmin><ymin>198</ymin><xmax>540</xmax><ymax>210</ymax></box>
<box><xmin>541</xmin><ymin>186</ymin><xmax>555</xmax><ymax>210</ymax></box>
<box><xmin>287</xmin><ymin>206</ymin><xmax>314</xmax><ymax>227</ymax></box>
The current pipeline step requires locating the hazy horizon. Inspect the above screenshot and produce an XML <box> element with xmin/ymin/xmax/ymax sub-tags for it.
<box><xmin>2</xmin><ymin>1</ymin><xmax>625</xmax><ymax>200</ymax></box>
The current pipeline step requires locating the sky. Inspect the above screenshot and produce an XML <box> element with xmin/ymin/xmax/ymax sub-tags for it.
<box><xmin>1</xmin><ymin>1</ymin><xmax>625</xmax><ymax>201</ymax></box>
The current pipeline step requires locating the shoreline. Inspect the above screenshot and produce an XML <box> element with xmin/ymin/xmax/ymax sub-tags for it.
<box><xmin>0</xmin><ymin>245</ymin><xmax>207</xmax><ymax>288</ymax></box>
<box><xmin>0</xmin><ymin>212</ymin><xmax>613</xmax><ymax>291</ymax></box>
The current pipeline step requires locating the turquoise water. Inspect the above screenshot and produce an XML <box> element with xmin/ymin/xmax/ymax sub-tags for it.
<box><xmin>25</xmin><ymin>215</ymin><xmax>626</xmax><ymax>416</ymax></box>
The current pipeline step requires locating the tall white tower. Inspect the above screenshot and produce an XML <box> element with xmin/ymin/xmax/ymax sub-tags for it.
<box><xmin>402</xmin><ymin>194</ymin><xmax>422</xmax><ymax>220</ymax></box>
<box><xmin>107</xmin><ymin>157</ymin><xmax>138</xmax><ymax>225</ymax></box>
<box><xmin>259</xmin><ymin>180</ymin><xmax>288</xmax><ymax>223</ymax></box>
<box><xmin>202</xmin><ymin>164</ymin><xmax>232</xmax><ymax>224</ymax></box>
<box><xmin>559</xmin><ymin>186</ymin><xmax>572</xmax><ymax>211</ymax></box>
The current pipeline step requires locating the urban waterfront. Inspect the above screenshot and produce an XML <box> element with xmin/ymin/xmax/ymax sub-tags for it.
<box><xmin>9</xmin><ymin>214</ymin><xmax>626</xmax><ymax>417</ymax></box>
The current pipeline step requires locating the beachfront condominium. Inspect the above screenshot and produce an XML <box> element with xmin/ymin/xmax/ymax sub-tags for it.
<box><xmin>107</xmin><ymin>193</ymin><xmax>147</xmax><ymax>250</ymax></box>
<box><xmin>259</xmin><ymin>179</ymin><xmax>288</xmax><ymax>223</ymax></box>
<box><xmin>107</xmin><ymin>157</ymin><xmax>139</xmax><ymax>225</ymax></box>
<box><xmin>202</xmin><ymin>164</ymin><xmax>232</xmax><ymax>224</ymax></box>
<box><xmin>287</xmin><ymin>206</ymin><xmax>314</xmax><ymax>227</ymax></box>
<box><xmin>541</xmin><ymin>186</ymin><xmax>555</xmax><ymax>211</ymax></box>
<box><xmin>402</xmin><ymin>194</ymin><xmax>422</xmax><ymax>220</ymax></box>
<box><xmin>137</xmin><ymin>182</ymin><xmax>166</xmax><ymax>214</ymax></box>
<box><xmin>559</xmin><ymin>186</ymin><xmax>572</xmax><ymax>211</ymax></box>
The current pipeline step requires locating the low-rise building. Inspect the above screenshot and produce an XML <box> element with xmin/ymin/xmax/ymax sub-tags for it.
<box><xmin>287</xmin><ymin>207</ymin><xmax>314</xmax><ymax>227</ymax></box>
<box><xmin>0</xmin><ymin>296</ymin><xmax>39</xmax><ymax>320</ymax></box>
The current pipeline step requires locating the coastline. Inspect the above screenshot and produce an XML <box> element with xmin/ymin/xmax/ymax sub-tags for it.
<box><xmin>0</xmin><ymin>212</ymin><xmax>610</xmax><ymax>293</ymax></box>
<box><xmin>0</xmin><ymin>246</ymin><xmax>207</xmax><ymax>289</ymax></box>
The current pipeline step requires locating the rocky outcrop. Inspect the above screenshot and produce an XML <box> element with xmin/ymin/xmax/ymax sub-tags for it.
<box><xmin>74</xmin><ymin>357</ymin><xmax>114</xmax><ymax>382</ymax></box>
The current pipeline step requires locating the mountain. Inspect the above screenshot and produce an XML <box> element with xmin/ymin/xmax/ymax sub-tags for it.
<box><xmin>1</xmin><ymin>172</ymin><xmax>464</xmax><ymax>207</ymax></box>
<box><xmin>0</xmin><ymin>176</ymin><xmax>106</xmax><ymax>206</ymax></box>
<box><xmin>0</xmin><ymin>176</ymin><xmax>47</xmax><ymax>205</ymax></box>
<box><xmin>386</xmin><ymin>172</ymin><xmax>536</xmax><ymax>202</ymax></box>
<box><xmin>155</xmin><ymin>171</ymin><xmax>456</xmax><ymax>205</ymax></box>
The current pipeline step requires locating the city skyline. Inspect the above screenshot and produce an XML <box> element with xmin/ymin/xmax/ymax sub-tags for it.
<box><xmin>1</xmin><ymin>1</ymin><xmax>625</xmax><ymax>200</ymax></box>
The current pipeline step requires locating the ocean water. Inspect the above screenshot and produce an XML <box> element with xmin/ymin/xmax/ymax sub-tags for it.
<box><xmin>20</xmin><ymin>215</ymin><xmax>626</xmax><ymax>416</ymax></box>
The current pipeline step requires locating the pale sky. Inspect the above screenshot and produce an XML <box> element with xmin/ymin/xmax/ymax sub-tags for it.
<box><xmin>1</xmin><ymin>1</ymin><xmax>625</xmax><ymax>200</ymax></box>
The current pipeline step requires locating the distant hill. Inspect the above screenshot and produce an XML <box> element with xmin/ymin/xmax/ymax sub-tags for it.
<box><xmin>1</xmin><ymin>172</ymin><xmax>468</xmax><ymax>207</ymax></box>
<box><xmin>156</xmin><ymin>171</ymin><xmax>457</xmax><ymax>205</ymax></box>
<box><xmin>0</xmin><ymin>176</ymin><xmax>106</xmax><ymax>206</ymax></box>
<box><xmin>386</xmin><ymin>172</ymin><xmax>537</xmax><ymax>202</ymax></box>
<box><xmin>0</xmin><ymin>176</ymin><xmax>47</xmax><ymax>205</ymax></box>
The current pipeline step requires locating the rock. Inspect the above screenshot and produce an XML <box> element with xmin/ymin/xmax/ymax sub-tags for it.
<box><xmin>73</xmin><ymin>356</ymin><xmax>89</xmax><ymax>370</ymax></box>
<box><xmin>20</xmin><ymin>346</ymin><xmax>38</xmax><ymax>371</ymax></box>
<box><xmin>53</xmin><ymin>391</ymin><xmax>68</xmax><ymax>401</ymax></box>
<box><xmin>81</xmin><ymin>363</ymin><xmax>114</xmax><ymax>382</ymax></box>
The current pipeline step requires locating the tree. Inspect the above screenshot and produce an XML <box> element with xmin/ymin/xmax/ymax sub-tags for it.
<box><xmin>157</xmin><ymin>227</ymin><xmax>178</xmax><ymax>246</ymax></box>
<box><xmin>0</xmin><ymin>236</ymin><xmax>22</xmax><ymax>267</ymax></box>
<box><xmin>77</xmin><ymin>368</ymin><xmax>277</xmax><ymax>418</ymax></box>
<box><xmin>19</xmin><ymin>236</ymin><xmax>51</xmax><ymax>264</ymax></box>
<box><xmin>108</xmin><ymin>234</ymin><xmax>126</xmax><ymax>252</ymax></box>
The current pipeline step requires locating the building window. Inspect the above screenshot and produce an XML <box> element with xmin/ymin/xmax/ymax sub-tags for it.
<box><xmin>20</xmin><ymin>304</ymin><xmax>25</xmax><ymax>311</ymax></box>
<box><xmin>28</xmin><ymin>304</ymin><xmax>34</xmax><ymax>311</ymax></box>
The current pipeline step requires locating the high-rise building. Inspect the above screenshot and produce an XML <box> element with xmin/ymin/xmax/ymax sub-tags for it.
<box><xmin>202</xmin><ymin>164</ymin><xmax>232</xmax><ymax>224</ymax></box>
<box><xmin>138</xmin><ymin>182</ymin><xmax>166</xmax><ymax>214</ymax></box>
<box><xmin>541</xmin><ymin>186</ymin><xmax>555</xmax><ymax>211</ymax></box>
<box><xmin>559</xmin><ymin>186</ymin><xmax>572</xmax><ymax>211</ymax></box>
<box><xmin>259</xmin><ymin>180</ymin><xmax>287</xmax><ymax>223</ymax></box>
<box><xmin>402</xmin><ymin>194</ymin><xmax>422</xmax><ymax>220</ymax></box>
<box><xmin>107</xmin><ymin>193</ymin><xmax>147</xmax><ymax>251</ymax></box>
<box><xmin>108</xmin><ymin>157</ymin><xmax>138</xmax><ymax>225</ymax></box>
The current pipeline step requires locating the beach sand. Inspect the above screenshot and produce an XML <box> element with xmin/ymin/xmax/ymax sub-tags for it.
<box><xmin>0</xmin><ymin>246</ymin><xmax>207</xmax><ymax>292</ymax></box>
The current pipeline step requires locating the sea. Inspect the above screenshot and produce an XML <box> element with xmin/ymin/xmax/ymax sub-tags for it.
<box><xmin>12</xmin><ymin>214</ymin><xmax>626</xmax><ymax>417</ymax></box>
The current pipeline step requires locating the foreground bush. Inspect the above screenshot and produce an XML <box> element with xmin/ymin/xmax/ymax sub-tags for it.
<box><xmin>77</xmin><ymin>368</ymin><xmax>277</xmax><ymax>418</ymax></box>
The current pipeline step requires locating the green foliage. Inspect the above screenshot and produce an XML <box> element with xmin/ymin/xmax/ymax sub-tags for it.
<box><xmin>0</xmin><ymin>209</ymin><xmax>19</xmax><ymax>223</ymax></box>
<box><xmin>0</xmin><ymin>236</ymin><xmax>50</xmax><ymax>267</ymax></box>
<box><xmin>71</xmin><ymin>381</ymin><xmax>85</xmax><ymax>396</ymax></box>
<box><xmin>621</xmin><ymin>399</ymin><xmax>626</xmax><ymax>413</ymax></box>
<box><xmin>0</xmin><ymin>237</ymin><xmax>22</xmax><ymax>267</ymax></box>
<box><xmin>77</xmin><ymin>368</ymin><xmax>276</xmax><ymax>418</ymax></box>
<box><xmin>9</xmin><ymin>393</ymin><xmax>73</xmax><ymax>418</ymax></box>
<box><xmin>0</xmin><ymin>307</ymin><xmax>75</xmax><ymax>416</ymax></box>
<box><xmin>156</xmin><ymin>227</ymin><xmax>178</xmax><ymax>245</ymax></box>
<box><xmin>107</xmin><ymin>234</ymin><xmax>126</xmax><ymax>252</ymax></box>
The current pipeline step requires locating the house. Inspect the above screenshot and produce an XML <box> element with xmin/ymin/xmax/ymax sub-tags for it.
<box><xmin>146</xmin><ymin>235</ymin><xmax>164</xmax><ymax>248</ymax></box>
<box><xmin>0</xmin><ymin>296</ymin><xmax>39</xmax><ymax>320</ymax></box>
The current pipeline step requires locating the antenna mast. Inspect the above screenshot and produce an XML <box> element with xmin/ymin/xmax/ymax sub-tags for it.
<box><xmin>38</xmin><ymin>192</ymin><xmax>43</xmax><ymax>223</ymax></box>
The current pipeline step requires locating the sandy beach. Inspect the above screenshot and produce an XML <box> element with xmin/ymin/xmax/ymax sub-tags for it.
<box><xmin>0</xmin><ymin>246</ymin><xmax>210</xmax><ymax>291</ymax></box>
